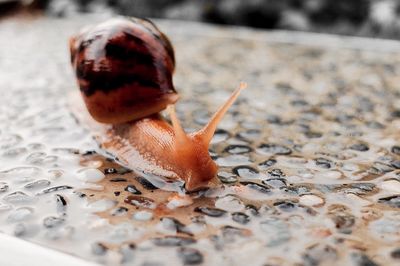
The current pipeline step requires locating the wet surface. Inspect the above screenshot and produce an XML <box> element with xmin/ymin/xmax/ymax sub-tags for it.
<box><xmin>1</xmin><ymin>14</ymin><xmax>400</xmax><ymax>266</ymax></box>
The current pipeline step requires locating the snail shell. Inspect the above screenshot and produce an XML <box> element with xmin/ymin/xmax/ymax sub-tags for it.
<box><xmin>70</xmin><ymin>17</ymin><xmax>178</xmax><ymax>124</ymax></box>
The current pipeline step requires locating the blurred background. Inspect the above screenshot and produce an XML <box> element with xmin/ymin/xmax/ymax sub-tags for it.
<box><xmin>3</xmin><ymin>0</ymin><xmax>400</xmax><ymax>39</ymax></box>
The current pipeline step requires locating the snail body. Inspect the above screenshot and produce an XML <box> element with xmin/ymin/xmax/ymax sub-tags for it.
<box><xmin>69</xmin><ymin>17</ymin><xmax>244</xmax><ymax>191</ymax></box>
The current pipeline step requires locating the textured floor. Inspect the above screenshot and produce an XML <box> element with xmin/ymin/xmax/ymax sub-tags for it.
<box><xmin>1</xmin><ymin>13</ymin><xmax>400</xmax><ymax>266</ymax></box>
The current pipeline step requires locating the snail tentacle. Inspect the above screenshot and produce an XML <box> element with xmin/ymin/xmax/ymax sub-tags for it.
<box><xmin>194</xmin><ymin>82</ymin><xmax>247</xmax><ymax>145</ymax></box>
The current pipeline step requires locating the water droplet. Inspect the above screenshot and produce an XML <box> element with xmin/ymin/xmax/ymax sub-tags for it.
<box><xmin>0</xmin><ymin>203</ymin><xmax>11</xmax><ymax>212</ymax></box>
<box><xmin>0</xmin><ymin>166</ymin><xmax>40</xmax><ymax>178</ymax></box>
<box><xmin>314</xmin><ymin>158</ymin><xmax>333</xmax><ymax>169</ymax></box>
<box><xmin>221</xmin><ymin>225</ymin><xmax>251</xmax><ymax>240</ymax></box>
<box><xmin>224</xmin><ymin>145</ymin><xmax>252</xmax><ymax>154</ymax></box>
<box><xmin>302</xmin><ymin>244</ymin><xmax>337</xmax><ymax>265</ymax></box>
<box><xmin>7</xmin><ymin>207</ymin><xmax>33</xmax><ymax>222</ymax></box>
<box><xmin>132</xmin><ymin>210</ymin><xmax>153</xmax><ymax>221</ymax></box>
<box><xmin>87</xmin><ymin>199</ymin><xmax>117</xmax><ymax>212</ymax></box>
<box><xmin>177</xmin><ymin>247</ymin><xmax>203</xmax><ymax>265</ymax></box>
<box><xmin>240</xmin><ymin>181</ymin><xmax>271</xmax><ymax>194</ymax></box>
<box><xmin>37</xmin><ymin>185</ymin><xmax>73</xmax><ymax>195</ymax></box>
<box><xmin>24</xmin><ymin>179</ymin><xmax>51</xmax><ymax>190</ymax></box>
<box><xmin>232</xmin><ymin>166</ymin><xmax>260</xmax><ymax>179</ymax></box>
<box><xmin>262</xmin><ymin>178</ymin><xmax>287</xmax><ymax>188</ymax></box>
<box><xmin>349</xmin><ymin>143</ymin><xmax>369</xmax><ymax>152</ymax></box>
<box><xmin>77</xmin><ymin>168</ymin><xmax>105</xmax><ymax>182</ymax></box>
<box><xmin>391</xmin><ymin>248</ymin><xmax>400</xmax><ymax>260</ymax></box>
<box><xmin>257</xmin><ymin>143</ymin><xmax>292</xmax><ymax>155</ymax></box>
<box><xmin>2</xmin><ymin>147</ymin><xmax>27</xmax><ymax>157</ymax></box>
<box><xmin>258</xmin><ymin>158</ymin><xmax>277</xmax><ymax>169</ymax></box>
<box><xmin>110</xmin><ymin>206</ymin><xmax>128</xmax><ymax>216</ymax></box>
<box><xmin>236</xmin><ymin>129</ymin><xmax>261</xmax><ymax>142</ymax></box>
<box><xmin>3</xmin><ymin>191</ymin><xmax>33</xmax><ymax>204</ymax></box>
<box><xmin>25</xmin><ymin>152</ymin><xmax>47</xmax><ymax>164</ymax></box>
<box><xmin>378</xmin><ymin>195</ymin><xmax>400</xmax><ymax>208</ymax></box>
<box><xmin>125</xmin><ymin>195</ymin><xmax>155</xmax><ymax>209</ymax></box>
<box><xmin>391</xmin><ymin>160</ymin><xmax>400</xmax><ymax>169</ymax></box>
<box><xmin>103</xmin><ymin>168</ymin><xmax>117</xmax><ymax>174</ymax></box>
<box><xmin>216</xmin><ymin>155</ymin><xmax>252</xmax><ymax>167</ymax></box>
<box><xmin>351</xmin><ymin>253</ymin><xmax>378</xmax><ymax>266</ymax></box>
<box><xmin>260</xmin><ymin>218</ymin><xmax>291</xmax><ymax>247</ymax></box>
<box><xmin>0</xmin><ymin>134</ymin><xmax>22</xmax><ymax>149</ymax></box>
<box><xmin>217</xmin><ymin>171</ymin><xmax>238</xmax><ymax>183</ymax></box>
<box><xmin>55</xmin><ymin>194</ymin><xmax>67</xmax><ymax>214</ymax></box>
<box><xmin>91</xmin><ymin>242</ymin><xmax>108</xmax><ymax>255</ymax></box>
<box><xmin>160</xmin><ymin>217</ymin><xmax>192</xmax><ymax>236</ymax></box>
<box><xmin>194</xmin><ymin>206</ymin><xmax>227</xmax><ymax>217</ymax></box>
<box><xmin>136</xmin><ymin>176</ymin><xmax>159</xmax><ymax>190</ymax></box>
<box><xmin>124</xmin><ymin>184</ymin><xmax>142</xmax><ymax>195</ymax></box>
<box><xmin>317</xmin><ymin>171</ymin><xmax>342</xmax><ymax>180</ymax></box>
<box><xmin>231</xmin><ymin>212</ymin><xmax>250</xmax><ymax>224</ymax></box>
<box><xmin>273</xmin><ymin>200</ymin><xmax>297</xmax><ymax>211</ymax></box>
<box><xmin>167</xmin><ymin>194</ymin><xmax>193</xmax><ymax>209</ymax></box>
<box><xmin>0</xmin><ymin>182</ymin><xmax>9</xmax><ymax>193</ymax></box>
<box><xmin>380</xmin><ymin>179</ymin><xmax>400</xmax><ymax>193</ymax></box>
<box><xmin>299</xmin><ymin>194</ymin><xmax>324</xmax><ymax>207</ymax></box>
<box><xmin>267</xmin><ymin>168</ymin><xmax>285</xmax><ymax>178</ymax></box>
<box><xmin>43</xmin><ymin>216</ymin><xmax>65</xmax><ymax>228</ymax></box>
<box><xmin>211</xmin><ymin>129</ymin><xmax>230</xmax><ymax>144</ymax></box>
<box><xmin>14</xmin><ymin>223</ymin><xmax>26</xmax><ymax>237</ymax></box>
<box><xmin>215</xmin><ymin>195</ymin><xmax>244</xmax><ymax>212</ymax></box>
<box><xmin>152</xmin><ymin>236</ymin><xmax>196</xmax><ymax>246</ymax></box>
<box><xmin>391</xmin><ymin>146</ymin><xmax>400</xmax><ymax>155</ymax></box>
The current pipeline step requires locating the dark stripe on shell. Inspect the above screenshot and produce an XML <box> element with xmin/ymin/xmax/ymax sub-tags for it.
<box><xmin>79</xmin><ymin>71</ymin><xmax>162</xmax><ymax>96</ymax></box>
<box><xmin>105</xmin><ymin>42</ymin><xmax>154</xmax><ymax>65</ymax></box>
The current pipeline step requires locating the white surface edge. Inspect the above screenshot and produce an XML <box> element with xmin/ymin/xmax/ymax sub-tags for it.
<box><xmin>0</xmin><ymin>233</ymin><xmax>100</xmax><ymax>266</ymax></box>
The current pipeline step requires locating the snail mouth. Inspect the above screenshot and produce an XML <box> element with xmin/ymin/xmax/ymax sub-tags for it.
<box><xmin>184</xmin><ymin>184</ymin><xmax>208</xmax><ymax>193</ymax></box>
<box><xmin>184</xmin><ymin>175</ymin><xmax>220</xmax><ymax>193</ymax></box>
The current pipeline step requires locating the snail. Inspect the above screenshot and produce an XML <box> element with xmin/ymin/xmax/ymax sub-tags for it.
<box><xmin>69</xmin><ymin>17</ymin><xmax>245</xmax><ymax>191</ymax></box>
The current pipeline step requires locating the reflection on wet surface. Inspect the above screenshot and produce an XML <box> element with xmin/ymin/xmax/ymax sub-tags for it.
<box><xmin>1</xmin><ymin>14</ymin><xmax>400</xmax><ymax>265</ymax></box>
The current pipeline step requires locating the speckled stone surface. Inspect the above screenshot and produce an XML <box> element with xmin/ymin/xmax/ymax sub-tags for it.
<box><xmin>1</xmin><ymin>13</ymin><xmax>400</xmax><ymax>266</ymax></box>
